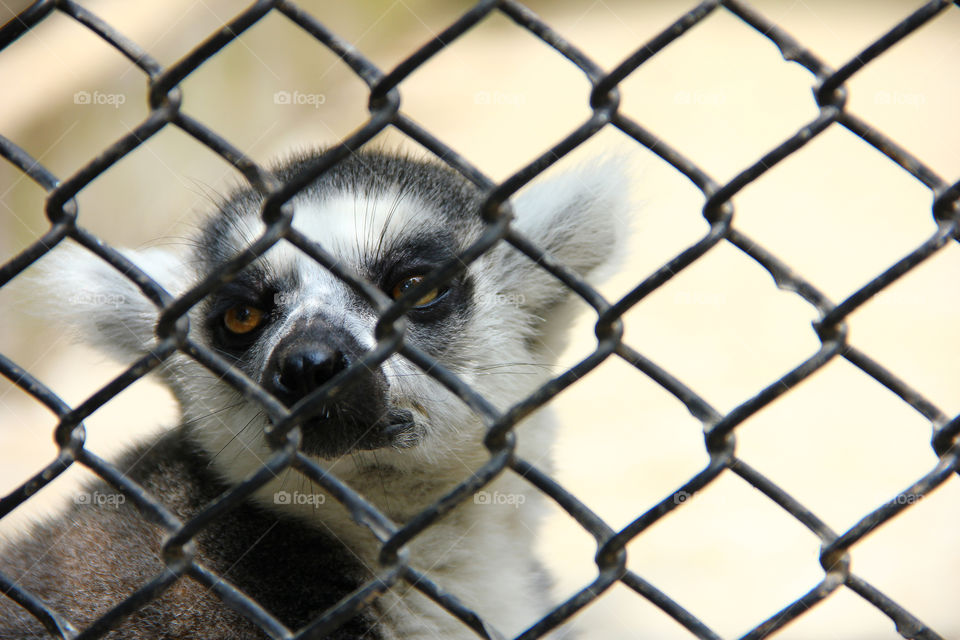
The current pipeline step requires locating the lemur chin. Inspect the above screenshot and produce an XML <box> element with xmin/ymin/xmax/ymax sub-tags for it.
<box><xmin>0</xmin><ymin>150</ymin><xmax>630</xmax><ymax>639</ymax></box>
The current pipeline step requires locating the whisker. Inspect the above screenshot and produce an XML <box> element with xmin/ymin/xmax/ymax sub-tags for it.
<box><xmin>475</xmin><ymin>362</ymin><xmax>557</xmax><ymax>371</ymax></box>
<box><xmin>180</xmin><ymin>401</ymin><xmax>246</xmax><ymax>428</ymax></box>
<box><xmin>209</xmin><ymin>409</ymin><xmax>265</xmax><ymax>466</ymax></box>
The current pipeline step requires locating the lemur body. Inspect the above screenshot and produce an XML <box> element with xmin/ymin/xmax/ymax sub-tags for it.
<box><xmin>0</xmin><ymin>151</ymin><xmax>628</xmax><ymax>638</ymax></box>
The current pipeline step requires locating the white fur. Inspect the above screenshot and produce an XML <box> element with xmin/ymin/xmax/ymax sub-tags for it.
<box><xmin>35</xmin><ymin>158</ymin><xmax>632</xmax><ymax>638</ymax></box>
<box><xmin>34</xmin><ymin>242</ymin><xmax>187</xmax><ymax>359</ymax></box>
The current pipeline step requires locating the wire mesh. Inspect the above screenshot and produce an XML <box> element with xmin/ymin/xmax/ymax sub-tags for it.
<box><xmin>0</xmin><ymin>1</ymin><xmax>958</xmax><ymax>639</ymax></box>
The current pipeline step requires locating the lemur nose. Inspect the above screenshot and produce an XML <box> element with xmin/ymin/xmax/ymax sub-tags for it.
<box><xmin>273</xmin><ymin>346</ymin><xmax>349</xmax><ymax>401</ymax></box>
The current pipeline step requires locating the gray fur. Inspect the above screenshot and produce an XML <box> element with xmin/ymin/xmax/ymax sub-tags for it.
<box><xmin>0</xmin><ymin>429</ymin><xmax>382</xmax><ymax>639</ymax></box>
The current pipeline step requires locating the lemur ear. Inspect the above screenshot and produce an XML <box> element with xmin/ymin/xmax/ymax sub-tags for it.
<box><xmin>486</xmin><ymin>158</ymin><xmax>633</xmax><ymax>353</ymax></box>
<box><xmin>34</xmin><ymin>241</ymin><xmax>185</xmax><ymax>362</ymax></box>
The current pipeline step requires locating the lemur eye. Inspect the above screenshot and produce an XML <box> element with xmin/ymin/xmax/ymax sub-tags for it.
<box><xmin>391</xmin><ymin>276</ymin><xmax>438</xmax><ymax>308</ymax></box>
<box><xmin>223</xmin><ymin>305</ymin><xmax>265</xmax><ymax>334</ymax></box>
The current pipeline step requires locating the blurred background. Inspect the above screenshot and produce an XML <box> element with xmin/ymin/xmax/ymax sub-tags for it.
<box><xmin>1</xmin><ymin>1</ymin><xmax>958</xmax><ymax>638</ymax></box>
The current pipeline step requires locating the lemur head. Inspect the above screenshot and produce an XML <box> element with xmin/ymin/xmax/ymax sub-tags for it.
<box><xmin>41</xmin><ymin>150</ymin><xmax>629</xmax><ymax>492</ymax></box>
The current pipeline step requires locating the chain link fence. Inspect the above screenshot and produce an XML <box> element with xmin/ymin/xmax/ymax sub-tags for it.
<box><xmin>1</xmin><ymin>0</ymin><xmax>958</xmax><ymax>638</ymax></box>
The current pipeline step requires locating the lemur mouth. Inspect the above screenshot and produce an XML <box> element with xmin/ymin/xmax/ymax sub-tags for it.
<box><xmin>297</xmin><ymin>407</ymin><xmax>420</xmax><ymax>460</ymax></box>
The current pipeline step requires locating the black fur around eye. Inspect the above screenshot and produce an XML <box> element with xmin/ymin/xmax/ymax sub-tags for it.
<box><xmin>208</xmin><ymin>291</ymin><xmax>275</xmax><ymax>354</ymax></box>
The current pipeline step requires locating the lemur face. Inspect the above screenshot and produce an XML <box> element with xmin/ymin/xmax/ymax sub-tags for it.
<box><xmin>193</xmin><ymin>154</ymin><xmax>486</xmax><ymax>460</ymax></box>
<box><xmin>42</xmin><ymin>151</ymin><xmax>629</xmax><ymax>478</ymax></box>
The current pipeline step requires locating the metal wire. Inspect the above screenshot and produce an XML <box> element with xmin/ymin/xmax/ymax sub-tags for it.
<box><xmin>0</xmin><ymin>1</ymin><xmax>958</xmax><ymax>639</ymax></box>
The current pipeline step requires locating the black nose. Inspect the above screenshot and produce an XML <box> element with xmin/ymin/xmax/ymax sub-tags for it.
<box><xmin>269</xmin><ymin>345</ymin><xmax>349</xmax><ymax>403</ymax></box>
<box><xmin>262</xmin><ymin>324</ymin><xmax>399</xmax><ymax>457</ymax></box>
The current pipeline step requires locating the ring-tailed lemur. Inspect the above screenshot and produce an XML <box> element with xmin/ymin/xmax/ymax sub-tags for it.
<box><xmin>0</xmin><ymin>150</ymin><xmax>629</xmax><ymax>639</ymax></box>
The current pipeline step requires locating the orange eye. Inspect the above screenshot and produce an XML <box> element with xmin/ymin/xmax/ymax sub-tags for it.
<box><xmin>223</xmin><ymin>305</ymin><xmax>265</xmax><ymax>334</ymax></box>
<box><xmin>391</xmin><ymin>276</ymin><xmax>439</xmax><ymax>308</ymax></box>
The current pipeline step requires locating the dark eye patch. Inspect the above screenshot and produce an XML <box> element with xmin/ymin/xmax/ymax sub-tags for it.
<box><xmin>370</xmin><ymin>235</ymin><xmax>465</xmax><ymax>322</ymax></box>
<box><xmin>205</xmin><ymin>271</ymin><xmax>278</xmax><ymax>357</ymax></box>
